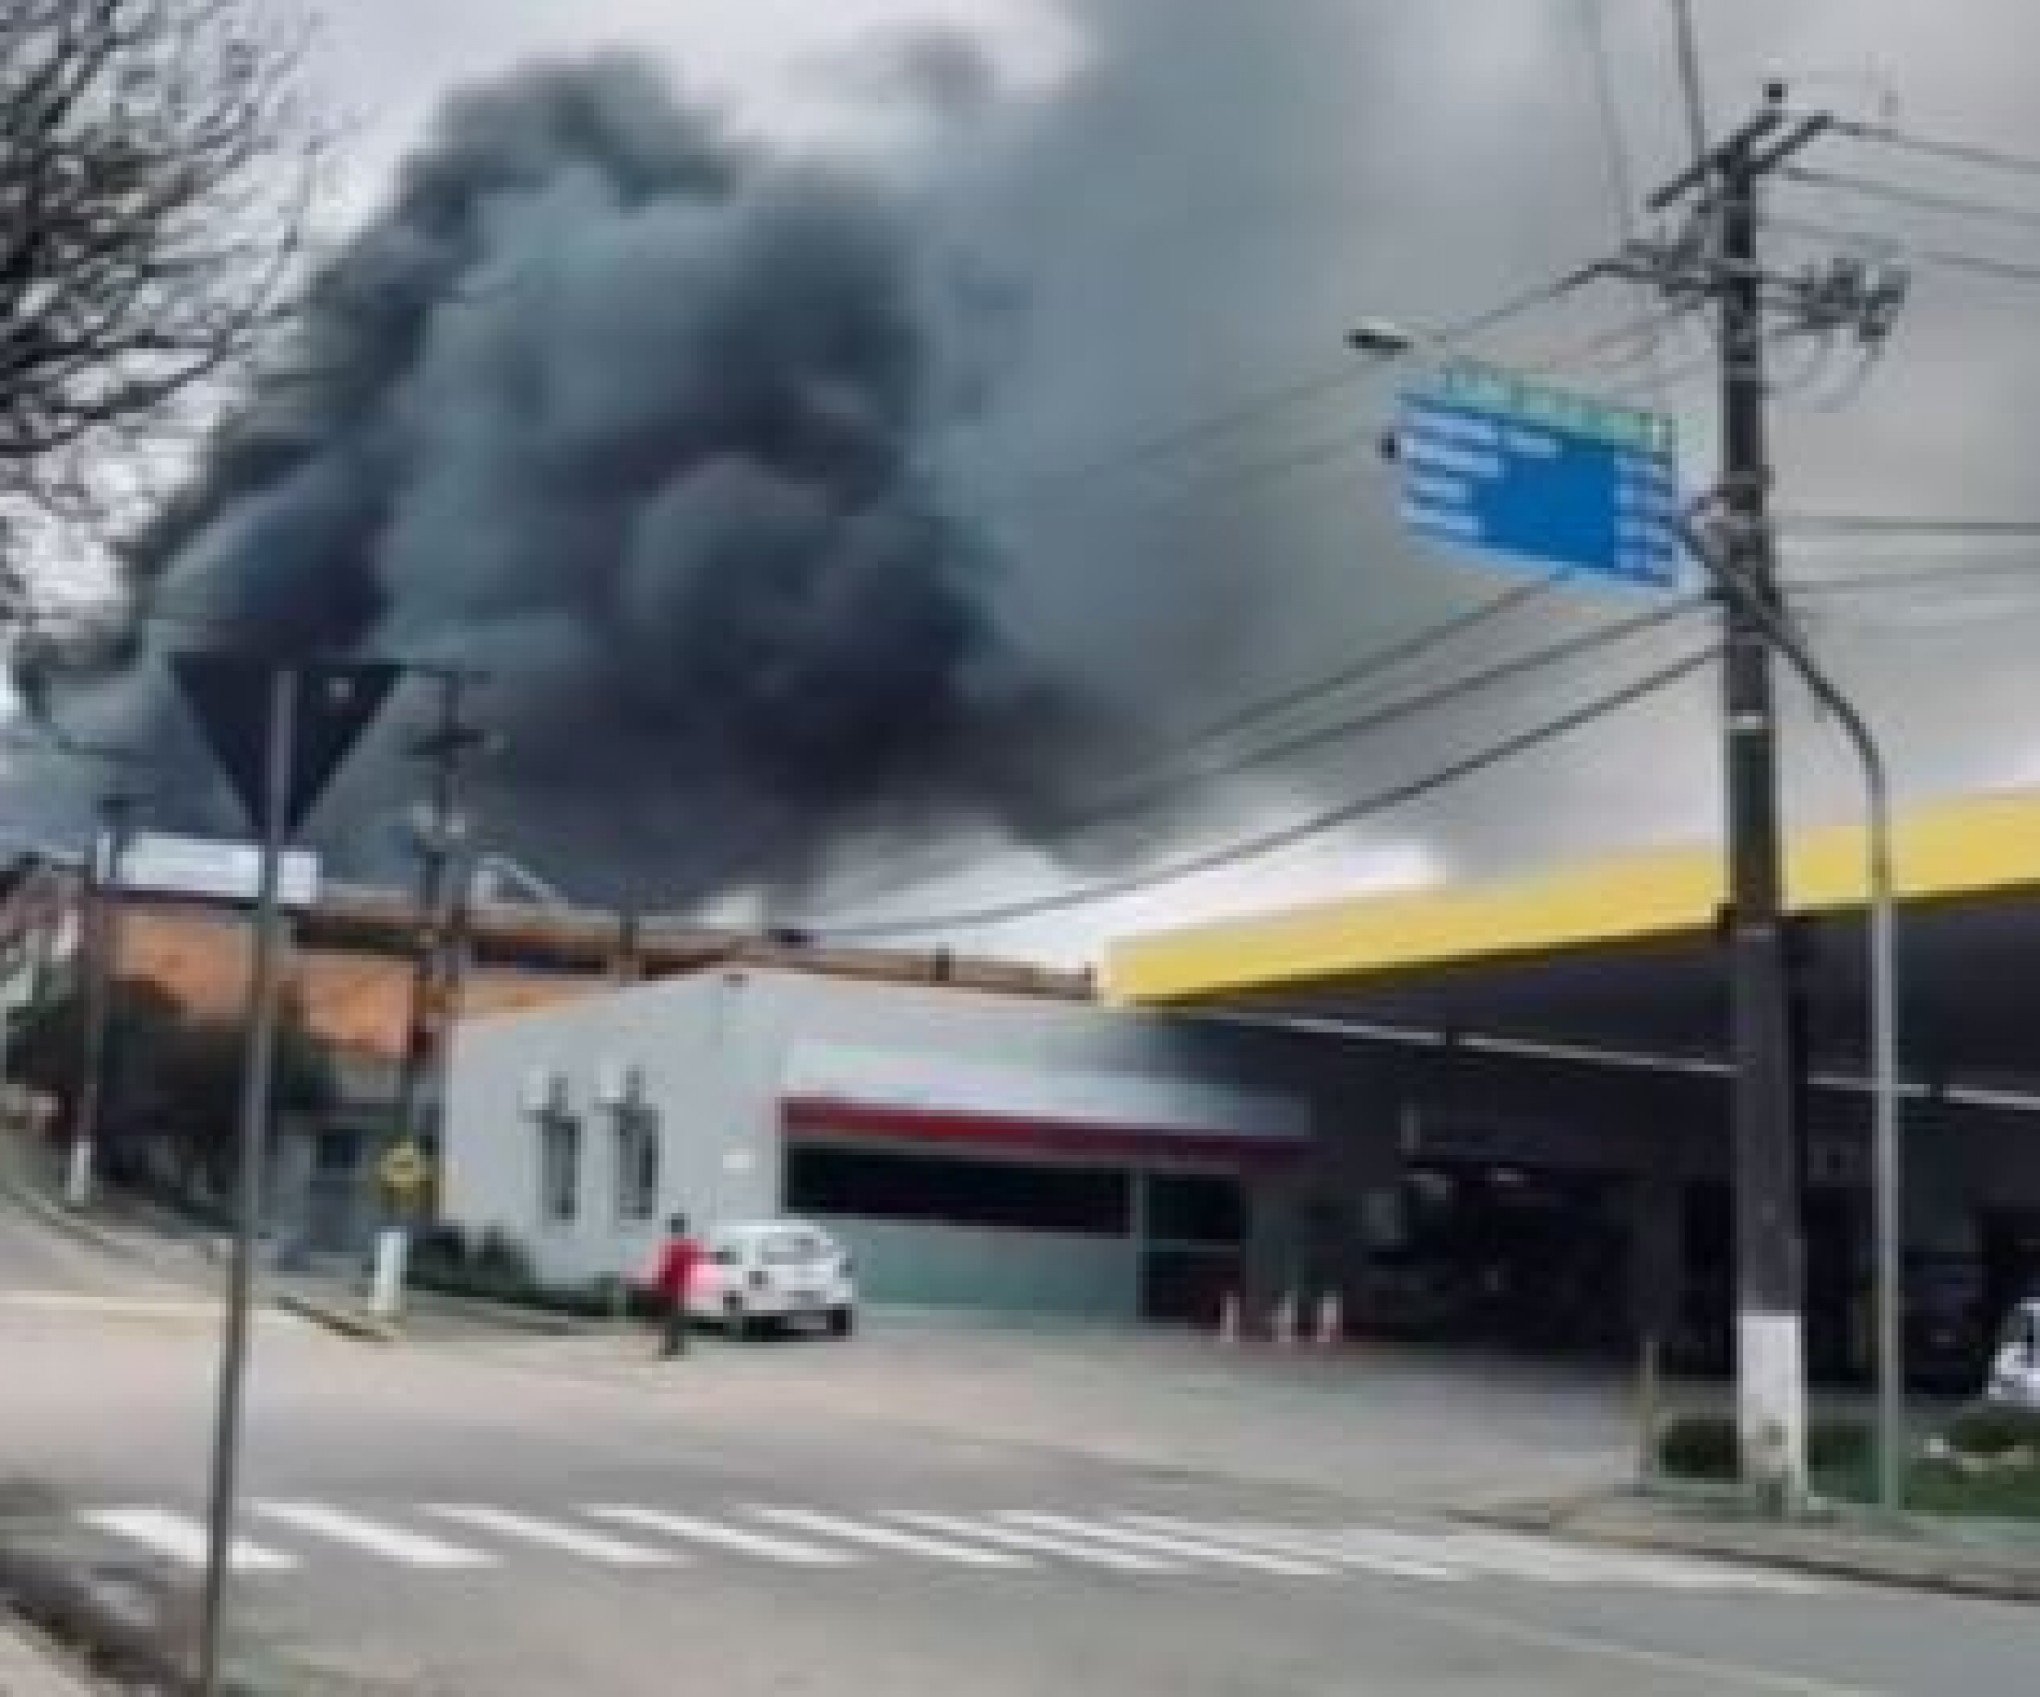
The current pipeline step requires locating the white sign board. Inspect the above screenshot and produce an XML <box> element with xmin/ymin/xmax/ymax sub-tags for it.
<box><xmin>113</xmin><ymin>831</ymin><xmax>321</xmax><ymax>910</ymax></box>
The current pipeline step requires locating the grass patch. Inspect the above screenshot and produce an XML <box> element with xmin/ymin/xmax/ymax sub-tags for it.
<box><xmin>1657</xmin><ymin>1413</ymin><xmax>1871</xmax><ymax>1483</ymax></box>
<box><xmin>1660</xmin><ymin>1404</ymin><xmax>2040</xmax><ymax>1520</ymax></box>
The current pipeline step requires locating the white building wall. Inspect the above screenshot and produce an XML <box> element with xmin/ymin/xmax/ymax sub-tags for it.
<box><xmin>443</xmin><ymin>973</ymin><xmax>781</xmax><ymax>1287</ymax></box>
<box><xmin>442</xmin><ymin>967</ymin><xmax>1328</xmax><ymax>1297</ymax></box>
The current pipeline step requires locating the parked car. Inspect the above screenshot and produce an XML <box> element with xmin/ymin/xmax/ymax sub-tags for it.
<box><xmin>688</xmin><ymin>1219</ymin><xmax>857</xmax><ymax>1341</ymax></box>
<box><xmin>1985</xmin><ymin>1296</ymin><xmax>2040</xmax><ymax>1409</ymax></box>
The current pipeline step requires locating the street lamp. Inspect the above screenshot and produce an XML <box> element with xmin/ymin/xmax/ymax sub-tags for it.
<box><xmin>1346</xmin><ymin>317</ymin><xmax>1906</xmax><ymax>1513</ymax></box>
<box><xmin>1345</xmin><ymin>319</ymin><xmax>1422</xmax><ymax>358</ymax></box>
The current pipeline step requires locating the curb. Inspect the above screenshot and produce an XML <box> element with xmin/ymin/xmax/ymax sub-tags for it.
<box><xmin>0</xmin><ymin>1536</ymin><xmax>194</xmax><ymax>1692</ymax></box>
<box><xmin>405</xmin><ymin>1291</ymin><xmax>593</xmax><ymax>1335</ymax></box>
<box><xmin>1457</xmin><ymin>1500</ymin><xmax>2040</xmax><ymax>1605</ymax></box>
<box><xmin>0</xmin><ymin>1611</ymin><xmax>96</xmax><ymax>1697</ymax></box>
<box><xmin>0</xmin><ymin>1174</ymin><xmax>152</xmax><ymax>1265</ymax></box>
<box><xmin>270</xmin><ymin>1289</ymin><xmax>399</xmax><ymax>1344</ymax></box>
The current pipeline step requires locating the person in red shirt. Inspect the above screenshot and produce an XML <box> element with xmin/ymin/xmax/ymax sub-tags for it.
<box><xmin>652</xmin><ymin>1213</ymin><xmax>702</xmax><ymax>1358</ymax></box>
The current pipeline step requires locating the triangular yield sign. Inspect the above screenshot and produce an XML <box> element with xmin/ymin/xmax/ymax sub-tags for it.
<box><xmin>172</xmin><ymin>656</ymin><xmax>402</xmax><ymax>835</ymax></box>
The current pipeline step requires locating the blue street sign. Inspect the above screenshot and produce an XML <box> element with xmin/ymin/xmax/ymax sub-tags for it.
<box><xmin>1396</xmin><ymin>360</ymin><xmax>1682</xmax><ymax>589</ymax></box>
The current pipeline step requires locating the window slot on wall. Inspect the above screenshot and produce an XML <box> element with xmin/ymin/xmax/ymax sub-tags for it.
<box><xmin>539</xmin><ymin>1113</ymin><xmax>581</xmax><ymax>1226</ymax></box>
<box><xmin>615</xmin><ymin>1105</ymin><xmax>660</xmax><ymax>1223</ymax></box>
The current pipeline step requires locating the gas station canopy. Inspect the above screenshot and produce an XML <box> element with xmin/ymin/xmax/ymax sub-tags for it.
<box><xmin>1106</xmin><ymin>789</ymin><xmax>2040</xmax><ymax>1091</ymax></box>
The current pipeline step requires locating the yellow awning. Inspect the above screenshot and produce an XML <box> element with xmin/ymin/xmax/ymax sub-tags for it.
<box><xmin>1106</xmin><ymin>788</ymin><xmax>2040</xmax><ymax>1005</ymax></box>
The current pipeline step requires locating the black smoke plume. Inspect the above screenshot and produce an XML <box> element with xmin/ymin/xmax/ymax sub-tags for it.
<box><xmin>38</xmin><ymin>52</ymin><xmax>1109</xmax><ymax>904</ymax></box>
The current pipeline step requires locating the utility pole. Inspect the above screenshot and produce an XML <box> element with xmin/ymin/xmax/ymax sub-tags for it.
<box><xmin>65</xmin><ymin>787</ymin><xmax>137</xmax><ymax>1208</ymax></box>
<box><xmin>392</xmin><ymin>673</ymin><xmax>486</xmax><ymax>1162</ymax></box>
<box><xmin>1716</xmin><ymin>108</ymin><xmax>1809</xmax><ymax>1510</ymax></box>
<box><xmin>1628</xmin><ymin>84</ymin><xmax>1907</xmax><ymax>1508</ymax></box>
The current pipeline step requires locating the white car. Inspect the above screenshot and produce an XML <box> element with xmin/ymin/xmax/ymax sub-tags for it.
<box><xmin>1986</xmin><ymin>1296</ymin><xmax>2040</xmax><ymax>1409</ymax></box>
<box><xmin>687</xmin><ymin>1219</ymin><xmax>857</xmax><ymax>1340</ymax></box>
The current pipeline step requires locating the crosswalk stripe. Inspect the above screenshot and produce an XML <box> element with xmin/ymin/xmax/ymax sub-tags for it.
<box><xmin>1118</xmin><ymin>1516</ymin><xmax>1456</xmax><ymax>1581</ymax></box>
<box><xmin>887</xmin><ymin>1512</ymin><xmax>1183</xmax><ymax>1573</ymax></box>
<box><xmin>253</xmin><ymin>1503</ymin><xmax>494</xmax><ymax>1569</ymax></box>
<box><xmin>746</xmin><ymin>1507</ymin><xmax>1033</xmax><ymax>1569</ymax></box>
<box><xmin>422</xmin><ymin>1506</ymin><xmax>678</xmax><ymax>1567</ymax></box>
<box><xmin>995</xmin><ymin>1513</ymin><xmax>1333</xmax><ymax>1577</ymax></box>
<box><xmin>583</xmin><ymin>1507</ymin><xmax>856</xmax><ymax>1567</ymax></box>
<box><xmin>81</xmin><ymin>1508</ymin><xmax>296</xmax><ymax>1573</ymax></box>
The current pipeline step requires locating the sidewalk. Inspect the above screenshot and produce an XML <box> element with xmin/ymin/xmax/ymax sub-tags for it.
<box><xmin>0</xmin><ymin>1615</ymin><xmax>95</xmax><ymax>1696</ymax></box>
<box><xmin>1469</xmin><ymin>1483</ymin><xmax>2040</xmax><ymax>1603</ymax></box>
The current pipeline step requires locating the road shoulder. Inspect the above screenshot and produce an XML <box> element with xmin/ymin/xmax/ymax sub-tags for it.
<box><xmin>1467</xmin><ymin>1485</ymin><xmax>2040</xmax><ymax>1603</ymax></box>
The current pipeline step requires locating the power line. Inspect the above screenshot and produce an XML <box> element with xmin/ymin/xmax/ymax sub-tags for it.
<box><xmin>1579</xmin><ymin>0</ymin><xmax>1644</xmax><ymax>227</ymax></box>
<box><xmin>1013</xmin><ymin>305</ymin><xmax>1708</xmax><ymax>545</ymax></box>
<box><xmin>1788</xmin><ymin>561</ymin><xmax>2040</xmax><ymax>594</ymax></box>
<box><xmin>1775</xmin><ymin>512</ymin><xmax>2040</xmax><ymax>537</ymax></box>
<box><xmin>1155</xmin><ymin>577</ymin><xmax>1554</xmax><ymax>751</ymax></box>
<box><xmin>1576</xmin><ymin>0</ymin><xmax>1685</xmax><ymax>413</ymax></box>
<box><xmin>1668</xmin><ymin>0</ymin><xmax>1710</xmax><ymax>160</ymax></box>
<box><xmin>976</xmin><ymin>262</ymin><xmax>1608</xmax><ymax>511</ymax></box>
<box><xmin>1780</xmin><ymin>164</ymin><xmax>2040</xmax><ymax>236</ymax></box>
<box><xmin>815</xmin><ymin>592</ymin><xmax>1707</xmax><ymax>915</ymax></box>
<box><xmin>1771</xmin><ymin>214</ymin><xmax>2040</xmax><ymax>290</ymax></box>
<box><xmin>1832</xmin><ymin>117</ymin><xmax>2040</xmax><ymax>181</ymax></box>
<box><xmin>811</xmin><ymin>646</ymin><xmax>1716</xmax><ymax>941</ymax></box>
<box><xmin>1075</xmin><ymin>592</ymin><xmax>1706</xmax><ymax>812</ymax></box>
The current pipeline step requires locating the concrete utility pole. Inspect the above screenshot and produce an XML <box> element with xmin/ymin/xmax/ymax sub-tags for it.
<box><xmin>65</xmin><ymin>788</ymin><xmax>138</xmax><ymax>1208</ymax></box>
<box><xmin>1632</xmin><ymin>84</ymin><xmax>1908</xmax><ymax>1508</ymax></box>
<box><xmin>392</xmin><ymin>673</ymin><xmax>486</xmax><ymax>1159</ymax></box>
<box><xmin>1716</xmin><ymin>104</ymin><xmax>1809</xmax><ymax>1510</ymax></box>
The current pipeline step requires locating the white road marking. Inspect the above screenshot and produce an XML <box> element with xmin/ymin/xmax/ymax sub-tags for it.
<box><xmin>421</xmin><ymin>1506</ymin><xmax>677</xmax><ymax>1567</ymax></box>
<box><xmin>253</xmin><ymin>1503</ymin><xmax>495</xmax><ymax>1570</ymax></box>
<box><xmin>995</xmin><ymin>1513</ymin><xmax>1333</xmax><ymax>1577</ymax></box>
<box><xmin>887</xmin><ymin>1511</ymin><xmax>1184</xmax><ymax>1573</ymax></box>
<box><xmin>583</xmin><ymin>1507</ymin><xmax>856</xmax><ymax>1567</ymax></box>
<box><xmin>1118</xmin><ymin>1516</ymin><xmax>1457</xmax><ymax>1581</ymax></box>
<box><xmin>0</xmin><ymin>1292</ymin><xmax>219</xmax><ymax>1318</ymax></box>
<box><xmin>745</xmin><ymin>1507</ymin><xmax>1033</xmax><ymax>1569</ymax></box>
<box><xmin>81</xmin><ymin>1508</ymin><xmax>296</xmax><ymax>1573</ymax></box>
<box><xmin>1430</xmin><ymin>1529</ymin><xmax>1818</xmax><ymax>1593</ymax></box>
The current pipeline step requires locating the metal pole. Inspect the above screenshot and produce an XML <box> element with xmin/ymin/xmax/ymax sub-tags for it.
<box><xmin>1716</xmin><ymin>118</ymin><xmax>1808</xmax><ymax>1513</ymax></box>
<box><xmin>1680</xmin><ymin>510</ymin><xmax>1902</xmax><ymax>1512</ymax></box>
<box><xmin>65</xmin><ymin>792</ymin><xmax>133</xmax><ymax>1209</ymax></box>
<box><xmin>198</xmin><ymin>665</ymin><xmax>297</xmax><ymax>1696</ymax></box>
<box><xmin>1639</xmin><ymin>1329</ymin><xmax>1663</xmax><ymax>1486</ymax></box>
<box><xmin>393</xmin><ymin>674</ymin><xmax>478</xmax><ymax>1156</ymax></box>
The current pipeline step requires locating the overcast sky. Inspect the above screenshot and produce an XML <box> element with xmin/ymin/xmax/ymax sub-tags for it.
<box><xmin>73</xmin><ymin>1</ymin><xmax>2040</xmax><ymax>961</ymax></box>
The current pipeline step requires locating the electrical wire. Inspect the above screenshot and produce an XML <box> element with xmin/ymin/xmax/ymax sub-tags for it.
<box><xmin>1775</xmin><ymin>512</ymin><xmax>2040</xmax><ymax>537</ymax></box>
<box><xmin>1151</xmin><ymin>577</ymin><xmax>1554</xmax><ymax>752</ymax></box>
<box><xmin>1668</xmin><ymin>0</ymin><xmax>1710</xmax><ymax>161</ymax></box>
<box><xmin>1771</xmin><ymin>215</ymin><xmax>2040</xmax><ymax>290</ymax></box>
<box><xmin>1787</xmin><ymin>561</ymin><xmax>2040</xmax><ymax>595</ymax></box>
<box><xmin>972</xmin><ymin>262</ymin><xmax>1609</xmax><ymax>512</ymax></box>
<box><xmin>1071</xmin><ymin>593</ymin><xmax>1707</xmax><ymax>816</ymax></box>
<box><xmin>1831</xmin><ymin>118</ymin><xmax>2040</xmax><ymax>181</ymax></box>
<box><xmin>1780</xmin><ymin>165</ymin><xmax>2040</xmax><ymax>237</ymax></box>
<box><xmin>807</xmin><ymin>646</ymin><xmax>1717</xmax><ymax>941</ymax></box>
<box><xmin>1576</xmin><ymin>0</ymin><xmax>1684</xmax><ymax>413</ymax></box>
<box><xmin>806</xmin><ymin>591</ymin><xmax>1700</xmax><ymax>913</ymax></box>
<box><xmin>1009</xmin><ymin>304</ymin><xmax>1712</xmax><ymax>548</ymax></box>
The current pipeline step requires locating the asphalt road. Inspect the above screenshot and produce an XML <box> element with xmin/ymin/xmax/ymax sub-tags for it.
<box><xmin>4</xmin><ymin>1196</ymin><xmax>2040</xmax><ymax>1695</ymax></box>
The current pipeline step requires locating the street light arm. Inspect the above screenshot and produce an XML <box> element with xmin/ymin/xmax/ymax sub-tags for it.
<box><xmin>1675</xmin><ymin>505</ymin><xmax>1889</xmax><ymax>822</ymax></box>
<box><xmin>1677</xmin><ymin>501</ymin><xmax>1905</xmax><ymax>1516</ymax></box>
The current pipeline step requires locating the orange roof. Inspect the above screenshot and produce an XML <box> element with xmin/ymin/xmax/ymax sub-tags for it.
<box><xmin>115</xmin><ymin>906</ymin><xmax>606</xmax><ymax>1062</ymax></box>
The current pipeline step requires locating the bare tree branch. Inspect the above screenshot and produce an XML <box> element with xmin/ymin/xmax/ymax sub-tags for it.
<box><xmin>0</xmin><ymin>0</ymin><xmax>316</xmax><ymax>586</ymax></box>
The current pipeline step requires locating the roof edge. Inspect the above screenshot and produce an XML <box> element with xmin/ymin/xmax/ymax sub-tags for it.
<box><xmin>1107</xmin><ymin>786</ymin><xmax>2040</xmax><ymax>1005</ymax></box>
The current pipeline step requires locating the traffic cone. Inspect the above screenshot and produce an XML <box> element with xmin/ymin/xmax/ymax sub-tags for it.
<box><xmin>1314</xmin><ymin>1289</ymin><xmax>1343</xmax><ymax>1348</ymax></box>
<box><xmin>1272</xmin><ymin>1289</ymin><xmax>1298</xmax><ymax>1347</ymax></box>
<box><xmin>1217</xmin><ymin>1289</ymin><xmax>1240</xmax><ymax>1345</ymax></box>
